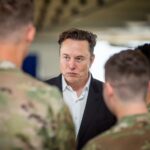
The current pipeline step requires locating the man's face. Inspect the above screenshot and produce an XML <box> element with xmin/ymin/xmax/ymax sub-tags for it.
<box><xmin>60</xmin><ymin>39</ymin><xmax>94</xmax><ymax>86</ymax></box>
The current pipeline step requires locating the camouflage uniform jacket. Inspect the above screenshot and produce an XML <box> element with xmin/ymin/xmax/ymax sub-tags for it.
<box><xmin>83</xmin><ymin>113</ymin><xmax>150</xmax><ymax>150</ymax></box>
<box><xmin>0</xmin><ymin>67</ymin><xmax>75</xmax><ymax>150</ymax></box>
<box><xmin>147</xmin><ymin>103</ymin><xmax>150</xmax><ymax>112</ymax></box>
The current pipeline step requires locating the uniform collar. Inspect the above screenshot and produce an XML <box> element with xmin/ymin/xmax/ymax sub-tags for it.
<box><xmin>0</xmin><ymin>60</ymin><xmax>16</xmax><ymax>69</ymax></box>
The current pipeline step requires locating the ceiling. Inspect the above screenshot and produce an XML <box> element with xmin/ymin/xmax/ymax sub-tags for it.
<box><xmin>34</xmin><ymin>0</ymin><xmax>150</xmax><ymax>46</ymax></box>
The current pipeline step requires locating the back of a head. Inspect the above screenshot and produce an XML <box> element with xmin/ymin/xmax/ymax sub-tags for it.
<box><xmin>58</xmin><ymin>28</ymin><xmax>97</xmax><ymax>55</ymax></box>
<box><xmin>0</xmin><ymin>0</ymin><xmax>34</xmax><ymax>39</ymax></box>
<box><xmin>105</xmin><ymin>50</ymin><xmax>150</xmax><ymax>101</ymax></box>
<box><xmin>135</xmin><ymin>43</ymin><xmax>150</xmax><ymax>105</ymax></box>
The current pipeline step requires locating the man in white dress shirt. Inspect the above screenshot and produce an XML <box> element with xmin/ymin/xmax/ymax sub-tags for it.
<box><xmin>46</xmin><ymin>28</ymin><xmax>116</xmax><ymax>150</ymax></box>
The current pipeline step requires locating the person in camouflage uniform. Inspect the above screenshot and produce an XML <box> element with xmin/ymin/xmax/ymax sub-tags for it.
<box><xmin>0</xmin><ymin>0</ymin><xmax>75</xmax><ymax>149</ymax></box>
<box><xmin>134</xmin><ymin>43</ymin><xmax>150</xmax><ymax>111</ymax></box>
<box><xmin>83</xmin><ymin>50</ymin><xmax>150</xmax><ymax>150</ymax></box>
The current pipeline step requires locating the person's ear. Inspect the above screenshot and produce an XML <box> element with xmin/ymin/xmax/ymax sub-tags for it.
<box><xmin>26</xmin><ymin>24</ymin><xmax>36</xmax><ymax>43</ymax></box>
<box><xmin>147</xmin><ymin>81</ymin><xmax>150</xmax><ymax>104</ymax></box>
<box><xmin>104</xmin><ymin>82</ymin><xmax>116</xmax><ymax>112</ymax></box>
<box><xmin>21</xmin><ymin>24</ymin><xmax>36</xmax><ymax>59</ymax></box>
<box><xmin>105</xmin><ymin>82</ymin><xmax>114</xmax><ymax>99</ymax></box>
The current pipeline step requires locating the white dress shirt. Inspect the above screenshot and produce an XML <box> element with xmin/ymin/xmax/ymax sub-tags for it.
<box><xmin>62</xmin><ymin>75</ymin><xmax>91</xmax><ymax>136</ymax></box>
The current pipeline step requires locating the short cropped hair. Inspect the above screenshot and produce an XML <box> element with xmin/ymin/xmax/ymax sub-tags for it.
<box><xmin>0</xmin><ymin>0</ymin><xmax>34</xmax><ymax>38</ymax></box>
<box><xmin>58</xmin><ymin>28</ymin><xmax>97</xmax><ymax>55</ymax></box>
<box><xmin>135</xmin><ymin>43</ymin><xmax>150</xmax><ymax>64</ymax></box>
<box><xmin>104</xmin><ymin>50</ymin><xmax>150</xmax><ymax>101</ymax></box>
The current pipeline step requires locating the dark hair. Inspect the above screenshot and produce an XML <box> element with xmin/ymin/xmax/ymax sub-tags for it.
<box><xmin>58</xmin><ymin>28</ymin><xmax>97</xmax><ymax>55</ymax></box>
<box><xmin>135</xmin><ymin>43</ymin><xmax>150</xmax><ymax>64</ymax></box>
<box><xmin>104</xmin><ymin>50</ymin><xmax>150</xmax><ymax>101</ymax></box>
<box><xmin>0</xmin><ymin>0</ymin><xmax>34</xmax><ymax>36</ymax></box>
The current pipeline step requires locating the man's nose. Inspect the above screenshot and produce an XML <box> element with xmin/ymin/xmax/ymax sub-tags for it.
<box><xmin>68</xmin><ymin>59</ymin><xmax>76</xmax><ymax>70</ymax></box>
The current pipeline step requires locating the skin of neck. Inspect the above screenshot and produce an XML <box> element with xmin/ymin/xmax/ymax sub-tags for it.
<box><xmin>0</xmin><ymin>24</ymin><xmax>35</xmax><ymax>68</ymax></box>
<box><xmin>68</xmin><ymin>73</ymin><xmax>89</xmax><ymax>97</ymax></box>
<box><xmin>0</xmin><ymin>41</ymin><xmax>27</xmax><ymax>68</ymax></box>
<box><xmin>114</xmin><ymin>100</ymin><xmax>148</xmax><ymax>120</ymax></box>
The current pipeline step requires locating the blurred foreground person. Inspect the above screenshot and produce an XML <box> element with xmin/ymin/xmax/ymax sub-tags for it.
<box><xmin>0</xmin><ymin>0</ymin><xmax>75</xmax><ymax>149</ymax></box>
<box><xmin>83</xmin><ymin>50</ymin><xmax>150</xmax><ymax>150</ymax></box>
<box><xmin>135</xmin><ymin>43</ymin><xmax>150</xmax><ymax>110</ymax></box>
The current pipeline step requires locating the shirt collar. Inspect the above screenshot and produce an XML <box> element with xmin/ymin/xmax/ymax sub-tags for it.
<box><xmin>84</xmin><ymin>74</ymin><xmax>91</xmax><ymax>91</ymax></box>
<box><xmin>62</xmin><ymin>76</ymin><xmax>68</xmax><ymax>91</ymax></box>
<box><xmin>62</xmin><ymin>74</ymin><xmax>91</xmax><ymax>92</ymax></box>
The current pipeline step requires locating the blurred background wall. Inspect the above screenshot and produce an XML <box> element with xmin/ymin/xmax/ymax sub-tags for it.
<box><xmin>24</xmin><ymin>0</ymin><xmax>150</xmax><ymax>81</ymax></box>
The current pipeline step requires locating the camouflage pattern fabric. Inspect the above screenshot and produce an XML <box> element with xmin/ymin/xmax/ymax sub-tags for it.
<box><xmin>83</xmin><ymin>113</ymin><xmax>150</xmax><ymax>150</ymax></box>
<box><xmin>147</xmin><ymin>103</ymin><xmax>150</xmax><ymax>112</ymax></box>
<box><xmin>0</xmin><ymin>68</ymin><xmax>76</xmax><ymax>150</ymax></box>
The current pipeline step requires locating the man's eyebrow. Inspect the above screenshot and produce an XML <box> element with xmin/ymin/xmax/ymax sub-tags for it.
<box><xmin>75</xmin><ymin>55</ymin><xmax>84</xmax><ymax>58</ymax></box>
<box><xmin>62</xmin><ymin>53</ymin><xmax>69</xmax><ymax>56</ymax></box>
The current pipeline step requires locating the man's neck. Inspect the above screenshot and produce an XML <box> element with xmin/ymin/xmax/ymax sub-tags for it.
<box><xmin>65</xmin><ymin>75</ymin><xmax>91</xmax><ymax>97</ymax></box>
<box><xmin>116</xmin><ymin>102</ymin><xmax>148</xmax><ymax>120</ymax></box>
<box><xmin>0</xmin><ymin>45</ymin><xmax>23</xmax><ymax>68</ymax></box>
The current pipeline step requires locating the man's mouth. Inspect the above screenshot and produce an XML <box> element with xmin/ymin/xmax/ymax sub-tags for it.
<box><xmin>66</xmin><ymin>72</ymin><xmax>77</xmax><ymax>76</ymax></box>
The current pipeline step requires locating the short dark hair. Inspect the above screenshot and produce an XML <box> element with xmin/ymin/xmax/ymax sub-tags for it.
<box><xmin>135</xmin><ymin>43</ymin><xmax>150</xmax><ymax>64</ymax></box>
<box><xmin>58</xmin><ymin>28</ymin><xmax>97</xmax><ymax>55</ymax></box>
<box><xmin>0</xmin><ymin>0</ymin><xmax>34</xmax><ymax>37</ymax></box>
<box><xmin>104</xmin><ymin>50</ymin><xmax>150</xmax><ymax>101</ymax></box>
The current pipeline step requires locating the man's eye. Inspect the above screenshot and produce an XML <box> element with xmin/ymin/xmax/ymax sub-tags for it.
<box><xmin>75</xmin><ymin>57</ymin><xmax>84</xmax><ymax>62</ymax></box>
<box><xmin>63</xmin><ymin>56</ymin><xmax>70</xmax><ymax>61</ymax></box>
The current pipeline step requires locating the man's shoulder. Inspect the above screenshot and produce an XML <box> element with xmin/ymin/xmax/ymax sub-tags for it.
<box><xmin>99</xmin><ymin>114</ymin><xmax>150</xmax><ymax>142</ymax></box>
<box><xmin>0</xmin><ymin>71</ymin><xmax>76</xmax><ymax>149</ymax></box>
<box><xmin>45</xmin><ymin>74</ymin><xmax>61</xmax><ymax>85</ymax></box>
<box><xmin>105</xmin><ymin>113</ymin><xmax>150</xmax><ymax>133</ymax></box>
<box><xmin>0</xmin><ymin>70</ymin><xmax>63</xmax><ymax>106</ymax></box>
<box><xmin>46</xmin><ymin>75</ymin><xmax>60</xmax><ymax>82</ymax></box>
<box><xmin>20</xmin><ymin>74</ymin><xmax>76</xmax><ymax>149</ymax></box>
<box><xmin>89</xmin><ymin>76</ymin><xmax>103</xmax><ymax>92</ymax></box>
<box><xmin>92</xmin><ymin>77</ymin><xmax>103</xmax><ymax>85</ymax></box>
<box><xmin>83</xmin><ymin>114</ymin><xmax>150</xmax><ymax>150</ymax></box>
<box><xmin>44</xmin><ymin>74</ymin><xmax>62</xmax><ymax>92</ymax></box>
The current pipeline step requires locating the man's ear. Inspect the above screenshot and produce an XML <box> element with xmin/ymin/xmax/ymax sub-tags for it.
<box><xmin>21</xmin><ymin>24</ymin><xmax>36</xmax><ymax>59</ymax></box>
<box><xmin>147</xmin><ymin>81</ymin><xmax>150</xmax><ymax>104</ymax></box>
<box><xmin>104</xmin><ymin>82</ymin><xmax>115</xmax><ymax>113</ymax></box>
<box><xmin>26</xmin><ymin>24</ymin><xmax>36</xmax><ymax>43</ymax></box>
<box><xmin>105</xmin><ymin>82</ymin><xmax>114</xmax><ymax>99</ymax></box>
